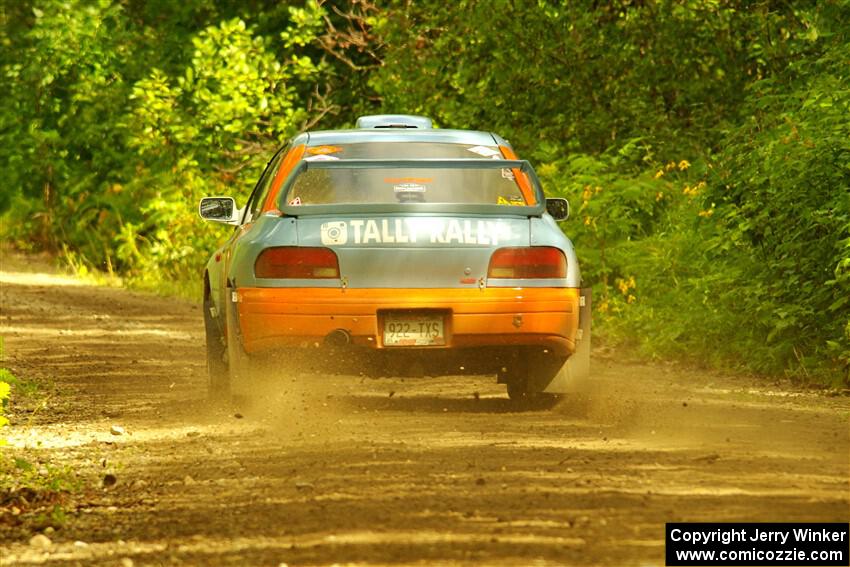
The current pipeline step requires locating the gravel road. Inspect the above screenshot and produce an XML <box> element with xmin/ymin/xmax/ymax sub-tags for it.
<box><xmin>1</xmin><ymin>254</ymin><xmax>847</xmax><ymax>566</ymax></box>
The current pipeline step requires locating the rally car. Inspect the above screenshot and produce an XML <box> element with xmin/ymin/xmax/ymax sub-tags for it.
<box><xmin>199</xmin><ymin>115</ymin><xmax>590</xmax><ymax>403</ymax></box>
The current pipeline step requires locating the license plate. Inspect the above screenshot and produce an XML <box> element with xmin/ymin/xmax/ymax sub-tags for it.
<box><xmin>383</xmin><ymin>313</ymin><xmax>445</xmax><ymax>346</ymax></box>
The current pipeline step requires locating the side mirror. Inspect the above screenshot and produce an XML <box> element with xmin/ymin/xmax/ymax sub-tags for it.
<box><xmin>199</xmin><ymin>197</ymin><xmax>240</xmax><ymax>225</ymax></box>
<box><xmin>546</xmin><ymin>198</ymin><xmax>570</xmax><ymax>221</ymax></box>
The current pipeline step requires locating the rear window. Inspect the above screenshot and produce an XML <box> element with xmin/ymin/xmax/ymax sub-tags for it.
<box><xmin>284</xmin><ymin>142</ymin><xmax>534</xmax><ymax>207</ymax></box>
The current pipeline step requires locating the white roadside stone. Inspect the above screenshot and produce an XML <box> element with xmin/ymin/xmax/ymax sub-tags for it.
<box><xmin>29</xmin><ymin>534</ymin><xmax>52</xmax><ymax>548</ymax></box>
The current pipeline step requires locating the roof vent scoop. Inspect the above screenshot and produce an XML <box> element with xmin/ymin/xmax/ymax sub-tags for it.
<box><xmin>355</xmin><ymin>114</ymin><xmax>433</xmax><ymax>129</ymax></box>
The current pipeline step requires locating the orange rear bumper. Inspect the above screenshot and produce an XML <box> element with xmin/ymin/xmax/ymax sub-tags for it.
<box><xmin>235</xmin><ymin>287</ymin><xmax>580</xmax><ymax>356</ymax></box>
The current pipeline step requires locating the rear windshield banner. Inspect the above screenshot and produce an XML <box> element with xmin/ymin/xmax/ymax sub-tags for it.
<box><xmin>318</xmin><ymin>218</ymin><xmax>513</xmax><ymax>246</ymax></box>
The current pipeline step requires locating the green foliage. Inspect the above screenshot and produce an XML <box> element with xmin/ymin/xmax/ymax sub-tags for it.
<box><xmin>536</xmin><ymin>139</ymin><xmax>678</xmax><ymax>302</ymax></box>
<box><xmin>117</xmin><ymin>15</ymin><xmax>323</xmax><ymax>288</ymax></box>
<box><xmin>372</xmin><ymin>0</ymin><xmax>818</xmax><ymax>155</ymax></box>
<box><xmin>0</xmin><ymin>377</ymin><xmax>9</xmax><ymax>437</ymax></box>
<box><xmin>705</xmin><ymin>29</ymin><xmax>850</xmax><ymax>380</ymax></box>
<box><xmin>0</xmin><ymin>454</ymin><xmax>81</xmax><ymax>502</ymax></box>
<box><xmin>2</xmin><ymin>457</ymin><xmax>78</xmax><ymax>491</ymax></box>
<box><xmin>0</xmin><ymin>338</ymin><xmax>12</xmax><ymax>441</ymax></box>
<box><xmin>1</xmin><ymin>1</ymin><xmax>327</xmax><ymax>293</ymax></box>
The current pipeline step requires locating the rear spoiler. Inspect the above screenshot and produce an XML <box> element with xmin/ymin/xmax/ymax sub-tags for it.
<box><xmin>355</xmin><ymin>115</ymin><xmax>433</xmax><ymax>129</ymax></box>
<box><xmin>277</xmin><ymin>158</ymin><xmax>547</xmax><ymax>217</ymax></box>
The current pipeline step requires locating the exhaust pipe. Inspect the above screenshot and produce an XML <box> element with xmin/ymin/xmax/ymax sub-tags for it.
<box><xmin>324</xmin><ymin>329</ymin><xmax>352</xmax><ymax>347</ymax></box>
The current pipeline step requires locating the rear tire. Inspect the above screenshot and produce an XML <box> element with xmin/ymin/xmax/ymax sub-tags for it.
<box><xmin>204</xmin><ymin>292</ymin><xmax>229</xmax><ymax>401</ymax></box>
<box><xmin>500</xmin><ymin>348</ymin><xmax>567</xmax><ymax>409</ymax></box>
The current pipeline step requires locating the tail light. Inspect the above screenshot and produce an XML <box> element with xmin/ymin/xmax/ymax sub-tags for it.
<box><xmin>488</xmin><ymin>247</ymin><xmax>566</xmax><ymax>280</ymax></box>
<box><xmin>255</xmin><ymin>247</ymin><xmax>340</xmax><ymax>279</ymax></box>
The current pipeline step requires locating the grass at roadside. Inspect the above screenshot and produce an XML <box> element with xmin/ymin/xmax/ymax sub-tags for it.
<box><xmin>59</xmin><ymin>245</ymin><xmax>200</xmax><ymax>301</ymax></box>
<box><xmin>1</xmin><ymin>337</ymin><xmax>12</xmax><ymax>441</ymax></box>
<box><xmin>0</xmin><ymin>338</ymin><xmax>80</xmax><ymax>531</ymax></box>
<box><xmin>0</xmin><ymin>452</ymin><xmax>80</xmax><ymax>532</ymax></box>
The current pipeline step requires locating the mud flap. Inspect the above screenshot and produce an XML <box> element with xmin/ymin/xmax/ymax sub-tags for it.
<box><xmin>543</xmin><ymin>287</ymin><xmax>591</xmax><ymax>394</ymax></box>
<box><xmin>225</xmin><ymin>288</ymin><xmax>254</xmax><ymax>400</ymax></box>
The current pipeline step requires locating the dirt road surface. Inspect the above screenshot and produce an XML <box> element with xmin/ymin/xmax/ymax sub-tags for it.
<box><xmin>1</xmin><ymin>255</ymin><xmax>848</xmax><ymax>566</ymax></box>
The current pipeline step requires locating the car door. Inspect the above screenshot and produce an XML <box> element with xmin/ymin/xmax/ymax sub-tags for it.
<box><xmin>216</xmin><ymin>145</ymin><xmax>290</xmax><ymax>316</ymax></box>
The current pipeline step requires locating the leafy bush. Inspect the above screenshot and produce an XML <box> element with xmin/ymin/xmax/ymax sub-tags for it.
<box><xmin>705</xmin><ymin>35</ymin><xmax>850</xmax><ymax>382</ymax></box>
<box><xmin>0</xmin><ymin>1</ymin><xmax>326</xmax><ymax>296</ymax></box>
<box><xmin>536</xmin><ymin>139</ymin><xmax>682</xmax><ymax>309</ymax></box>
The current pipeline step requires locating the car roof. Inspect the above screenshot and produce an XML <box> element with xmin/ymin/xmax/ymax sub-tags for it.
<box><xmin>292</xmin><ymin>128</ymin><xmax>508</xmax><ymax>148</ymax></box>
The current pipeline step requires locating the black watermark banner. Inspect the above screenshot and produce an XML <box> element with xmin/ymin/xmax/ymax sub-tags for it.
<box><xmin>666</xmin><ymin>523</ymin><xmax>849</xmax><ymax>566</ymax></box>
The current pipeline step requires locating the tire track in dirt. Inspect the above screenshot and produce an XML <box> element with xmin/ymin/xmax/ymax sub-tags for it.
<box><xmin>1</xmin><ymin>253</ymin><xmax>848</xmax><ymax>566</ymax></box>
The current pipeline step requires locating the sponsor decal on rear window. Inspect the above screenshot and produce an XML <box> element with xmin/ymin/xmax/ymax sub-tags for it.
<box><xmin>393</xmin><ymin>183</ymin><xmax>427</xmax><ymax>193</ymax></box>
<box><xmin>466</xmin><ymin>145</ymin><xmax>501</xmax><ymax>158</ymax></box>
<box><xmin>497</xmin><ymin>196</ymin><xmax>525</xmax><ymax>206</ymax></box>
<box><xmin>319</xmin><ymin>219</ymin><xmax>513</xmax><ymax>246</ymax></box>
<box><xmin>306</xmin><ymin>145</ymin><xmax>342</xmax><ymax>155</ymax></box>
<box><xmin>303</xmin><ymin>154</ymin><xmax>340</xmax><ymax>162</ymax></box>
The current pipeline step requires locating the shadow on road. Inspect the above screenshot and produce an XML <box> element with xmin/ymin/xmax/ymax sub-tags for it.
<box><xmin>333</xmin><ymin>392</ymin><xmax>594</xmax><ymax>415</ymax></box>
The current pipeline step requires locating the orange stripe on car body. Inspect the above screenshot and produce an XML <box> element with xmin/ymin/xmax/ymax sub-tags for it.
<box><xmin>235</xmin><ymin>287</ymin><xmax>579</xmax><ymax>355</ymax></box>
<box><xmin>498</xmin><ymin>145</ymin><xmax>536</xmax><ymax>205</ymax></box>
<box><xmin>261</xmin><ymin>144</ymin><xmax>306</xmax><ymax>212</ymax></box>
